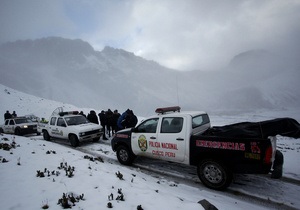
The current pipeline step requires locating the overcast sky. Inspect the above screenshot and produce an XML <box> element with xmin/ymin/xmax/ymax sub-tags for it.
<box><xmin>0</xmin><ymin>0</ymin><xmax>300</xmax><ymax>71</ymax></box>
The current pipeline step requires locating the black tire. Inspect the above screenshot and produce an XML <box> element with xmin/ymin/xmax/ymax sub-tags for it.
<box><xmin>92</xmin><ymin>137</ymin><xmax>100</xmax><ymax>142</ymax></box>
<box><xmin>271</xmin><ymin>150</ymin><xmax>284</xmax><ymax>179</ymax></box>
<box><xmin>69</xmin><ymin>134</ymin><xmax>79</xmax><ymax>147</ymax></box>
<box><xmin>116</xmin><ymin>145</ymin><xmax>134</xmax><ymax>165</ymax></box>
<box><xmin>0</xmin><ymin>128</ymin><xmax>3</xmax><ymax>133</ymax></box>
<box><xmin>43</xmin><ymin>130</ymin><xmax>51</xmax><ymax>141</ymax></box>
<box><xmin>15</xmin><ymin>127</ymin><xmax>22</xmax><ymax>136</ymax></box>
<box><xmin>197</xmin><ymin>159</ymin><xmax>232</xmax><ymax>190</ymax></box>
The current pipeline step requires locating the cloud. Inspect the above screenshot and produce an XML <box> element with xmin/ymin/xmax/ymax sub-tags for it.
<box><xmin>0</xmin><ymin>0</ymin><xmax>299</xmax><ymax>70</ymax></box>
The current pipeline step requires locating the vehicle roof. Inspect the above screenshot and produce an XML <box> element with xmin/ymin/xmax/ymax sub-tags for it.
<box><xmin>51</xmin><ymin>114</ymin><xmax>81</xmax><ymax>117</ymax></box>
<box><xmin>148</xmin><ymin>111</ymin><xmax>207</xmax><ymax>118</ymax></box>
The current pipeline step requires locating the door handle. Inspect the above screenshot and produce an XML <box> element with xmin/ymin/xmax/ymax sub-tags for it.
<box><xmin>176</xmin><ymin>138</ymin><xmax>184</xmax><ymax>141</ymax></box>
<box><xmin>150</xmin><ymin>136</ymin><xmax>156</xmax><ymax>140</ymax></box>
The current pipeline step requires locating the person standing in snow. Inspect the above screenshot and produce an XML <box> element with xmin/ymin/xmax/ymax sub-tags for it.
<box><xmin>87</xmin><ymin>110</ymin><xmax>99</xmax><ymax>124</ymax></box>
<box><xmin>4</xmin><ymin>110</ymin><xmax>12</xmax><ymax>120</ymax></box>
<box><xmin>12</xmin><ymin>111</ymin><xmax>17</xmax><ymax>118</ymax></box>
<box><xmin>106</xmin><ymin>109</ymin><xmax>114</xmax><ymax>138</ymax></box>
<box><xmin>112</xmin><ymin>110</ymin><xmax>121</xmax><ymax>133</ymax></box>
<box><xmin>117</xmin><ymin>109</ymin><xmax>130</xmax><ymax>130</ymax></box>
<box><xmin>79</xmin><ymin>111</ymin><xmax>86</xmax><ymax>118</ymax></box>
<box><xmin>99</xmin><ymin>110</ymin><xmax>108</xmax><ymax>140</ymax></box>
<box><xmin>123</xmin><ymin>110</ymin><xmax>138</xmax><ymax>128</ymax></box>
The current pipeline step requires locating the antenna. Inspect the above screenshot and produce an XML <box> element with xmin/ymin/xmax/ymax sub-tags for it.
<box><xmin>176</xmin><ymin>74</ymin><xmax>180</xmax><ymax>106</ymax></box>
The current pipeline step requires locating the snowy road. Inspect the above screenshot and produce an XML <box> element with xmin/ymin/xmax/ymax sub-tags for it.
<box><xmin>39</xmin><ymin>135</ymin><xmax>300</xmax><ymax>210</ymax></box>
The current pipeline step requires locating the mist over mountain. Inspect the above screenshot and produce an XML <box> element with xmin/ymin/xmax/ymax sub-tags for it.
<box><xmin>0</xmin><ymin>37</ymin><xmax>299</xmax><ymax>116</ymax></box>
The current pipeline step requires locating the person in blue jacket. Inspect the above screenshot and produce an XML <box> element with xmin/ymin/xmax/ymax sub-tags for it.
<box><xmin>117</xmin><ymin>109</ymin><xmax>130</xmax><ymax>131</ymax></box>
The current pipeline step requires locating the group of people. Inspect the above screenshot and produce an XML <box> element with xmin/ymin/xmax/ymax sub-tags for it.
<box><xmin>4</xmin><ymin>110</ymin><xmax>17</xmax><ymax>121</ymax></box>
<box><xmin>81</xmin><ymin>109</ymin><xmax>138</xmax><ymax>140</ymax></box>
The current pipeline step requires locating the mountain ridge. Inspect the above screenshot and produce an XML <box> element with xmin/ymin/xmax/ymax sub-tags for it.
<box><xmin>0</xmin><ymin>37</ymin><xmax>299</xmax><ymax>115</ymax></box>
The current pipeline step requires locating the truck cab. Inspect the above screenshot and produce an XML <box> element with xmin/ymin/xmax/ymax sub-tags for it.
<box><xmin>130</xmin><ymin>110</ymin><xmax>210</xmax><ymax>164</ymax></box>
<box><xmin>111</xmin><ymin>106</ymin><xmax>210</xmax><ymax>165</ymax></box>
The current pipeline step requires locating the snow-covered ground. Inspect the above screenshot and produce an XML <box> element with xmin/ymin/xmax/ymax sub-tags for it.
<box><xmin>1</xmin><ymin>84</ymin><xmax>300</xmax><ymax>209</ymax></box>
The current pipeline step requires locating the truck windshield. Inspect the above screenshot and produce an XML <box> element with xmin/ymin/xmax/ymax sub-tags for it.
<box><xmin>65</xmin><ymin>116</ymin><xmax>89</xmax><ymax>126</ymax></box>
<box><xmin>15</xmin><ymin>118</ymin><xmax>30</xmax><ymax>124</ymax></box>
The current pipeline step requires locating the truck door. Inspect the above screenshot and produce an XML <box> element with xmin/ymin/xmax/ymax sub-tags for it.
<box><xmin>3</xmin><ymin>120</ymin><xmax>10</xmax><ymax>133</ymax></box>
<box><xmin>8</xmin><ymin>120</ymin><xmax>15</xmax><ymax>134</ymax></box>
<box><xmin>157</xmin><ymin>116</ymin><xmax>186</xmax><ymax>162</ymax></box>
<box><xmin>131</xmin><ymin>118</ymin><xmax>159</xmax><ymax>158</ymax></box>
<box><xmin>55</xmin><ymin>117</ymin><xmax>68</xmax><ymax>139</ymax></box>
<box><xmin>49</xmin><ymin>117</ymin><xmax>60</xmax><ymax>138</ymax></box>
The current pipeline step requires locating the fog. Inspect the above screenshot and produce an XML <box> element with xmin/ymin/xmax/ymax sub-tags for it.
<box><xmin>0</xmin><ymin>37</ymin><xmax>299</xmax><ymax>116</ymax></box>
<box><xmin>1</xmin><ymin>0</ymin><xmax>300</xmax><ymax>71</ymax></box>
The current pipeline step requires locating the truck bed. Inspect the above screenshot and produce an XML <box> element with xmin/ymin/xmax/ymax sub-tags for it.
<box><xmin>201</xmin><ymin>118</ymin><xmax>300</xmax><ymax>139</ymax></box>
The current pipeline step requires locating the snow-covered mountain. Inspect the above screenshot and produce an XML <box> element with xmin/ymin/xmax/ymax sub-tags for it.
<box><xmin>0</xmin><ymin>37</ymin><xmax>299</xmax><ymax>115</ymax></box>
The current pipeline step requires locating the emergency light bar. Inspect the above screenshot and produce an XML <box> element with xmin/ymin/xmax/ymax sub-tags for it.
<box><xmin>59</xmin><ymin>111</ymin><xmax>79</xmax><ymax>116</ymax></box>
<box><xmin>155</xmin><ymin>106</ymin><xmax>181</xmax><ymax>114</ymax></box>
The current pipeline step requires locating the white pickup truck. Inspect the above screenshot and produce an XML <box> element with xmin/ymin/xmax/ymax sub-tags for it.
<box><xmin>41</xmin><ymin>108</ymin><xmax>103</xmax><ymax>147</ymax></box>
<box><xmin>0</xmin><ymin>117</ymin><xmax>38</xmax><ymax>136</ymax></box>
<box><xmin>110</xmin><ymin>106</ymin><xmax>299</xmax><ymax>190</ymax></box>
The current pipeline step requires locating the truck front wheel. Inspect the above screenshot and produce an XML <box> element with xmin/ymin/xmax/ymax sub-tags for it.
<box><xmin>197</xmin><ymin>159</ymin><xmax>232</xmax><ymax>190</ymax></box>
<box><xmin>15</xmin><ymin>127</ymin><xmax>22</xmax><ymax>136</ymax></box>
<box><xmin>69</xmin><ymin>134</ymin><xmax>79</xmax><ymax>147</ymax></box>
<box><xmin>43</xmin><ymin>131</ymin><xmax>51</xmax><ymax>141</ymax></box>
<box><xmin>116</xmin><ymin>145</ymin><xmax>134</xmax><ymax>165</ymax></box>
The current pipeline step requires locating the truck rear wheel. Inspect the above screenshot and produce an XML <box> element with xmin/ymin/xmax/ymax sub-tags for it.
<box><xmin>197</xmin><ymin>159</ymin><xmax>232</xmax><ymax>190</ymax></box>
<box><xmin>116</xmin><ymin>145</ymin><xmax>134</xmax><ymax>165</ymax></box>
<box><xmin>69</xmin><ymin>134</ymin><xmax>79</xmax><ymax>147</ymax></box>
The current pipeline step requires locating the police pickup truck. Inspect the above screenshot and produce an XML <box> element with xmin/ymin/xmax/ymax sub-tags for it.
<box><xmin>0</xmin><ymin>117</ymin><xmax>38</xmax><ymax>136</ymax></box>
<box><xmin>110</xmin><ymin>106</ymin><xmax>298</xmax><ymax>190</ymax></box>
<box><xmin>41</xmin><ymin>107</ymin><xmax>103</xmax><ymax>147</ymax></box>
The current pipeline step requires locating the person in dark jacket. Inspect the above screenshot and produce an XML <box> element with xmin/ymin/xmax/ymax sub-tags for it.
<box><xmin>4</xmin><ymin>110</ymin><xmax>12</xmax><ymax>120</ymax></box>
<box><xmin>99</xmin><ymin>110</ymin><xmax>108</xmax><ymax>140</ymax></box>
<box><xmin>117</xmin><ymin>109</ymin><xmax>130</xmax><ymax>130</ymax></box>
<box><xmin>112</xmin><ymin>110</ymin><xmax>121</xmax><ymax>133</ymax></box>
<box><xmin>79</xmin><ymin>111</ymin><xmax>86</xmax><ymax>118</ymax></box>
<box><xmin>106</xmin><ymin>109</ymin><xmax>114</xmax><ymax>137</ymax></box>
<box><xmin>124</xmin><ymin>110</ymin><xmax>138</xmax><ymax>128</ymax></box>
<box><xmin>87</xmin><ymin>110</ymin><xmax>99</xmax><ymax>124</ymax></box>
<box><xmin>12</xmin><ymin>111</ymin><xmax>17</xmax><ymax>118</ymax></box>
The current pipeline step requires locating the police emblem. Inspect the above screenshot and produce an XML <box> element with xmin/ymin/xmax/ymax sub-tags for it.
<box><xmin>138</xmin><ymin>135</ymin><xmax>147</xmax><ymax>152</ymax></box>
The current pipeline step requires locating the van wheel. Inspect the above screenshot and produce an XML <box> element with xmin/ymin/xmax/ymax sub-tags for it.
<box><xmin>69</xmin><ymin>134</ymin><xmax>79</xmax><ymax>147</ymax></box>
<box><xmin>197</xmin><ymin>159</ymin><xmax>232</xmax><ymax>190</ymax></box>
<box><xmin>0</xmin><ymin>128</ymin><xmax>3</xmax><ymax>133</ymax></box>
<box><xmin>43</xmin><ymin>131</ymin><xmax>51</xmax><ymax>141</ymax></box>
<box><xmin>116</xmin><ymin>145</ymin><xmax>134</xmax><ymax>165</ymax></box>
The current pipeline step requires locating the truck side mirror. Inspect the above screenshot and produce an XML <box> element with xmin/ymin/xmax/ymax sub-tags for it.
<box><xmin>131</xmin><ymin>127</ymin><xmax>138</xmax><ymax>132</ymax></box>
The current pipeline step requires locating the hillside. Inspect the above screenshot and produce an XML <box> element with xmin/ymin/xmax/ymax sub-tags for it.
<box><xmin>0</xmin><ymin>37</ymin><xmax>299</xmax><ymax>115</ymax></box>
<box><xmin>0</xmin><ymin>83</ymin><xmax>300</xmax><ymax>210</ymax></box>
